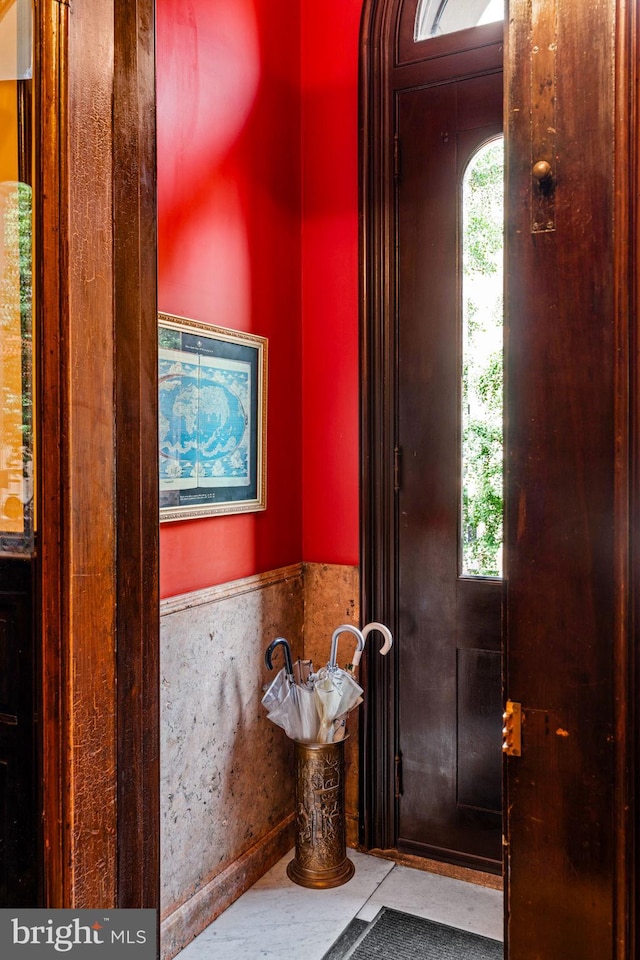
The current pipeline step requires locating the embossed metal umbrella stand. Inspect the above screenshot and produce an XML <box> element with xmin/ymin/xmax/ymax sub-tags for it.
<box><xmin>286</xmin><ymin>737</ymin><xmax>353</xmax><ymax>888</ymax></box>
<box><xmin>262</xmin><ymin>624</ymin><xmax>393</xmax><ymax>890</ymax></box>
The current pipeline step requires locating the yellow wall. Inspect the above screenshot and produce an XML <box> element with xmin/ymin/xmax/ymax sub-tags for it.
<box><xmin>0</xmin><ymin>79</ymin><xmax>18</xmax><ymax>180</ymax></box>
<box><xmin>0</xmin><ymin>77</ymin><xmax>25</xmax><ymax>534</ymax></box>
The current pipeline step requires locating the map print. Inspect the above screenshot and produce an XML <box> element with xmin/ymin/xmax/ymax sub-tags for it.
<box><xmin>159</xmin><ymin>348</ymin><xmax>251</xmax><ymax>489</ymax></box>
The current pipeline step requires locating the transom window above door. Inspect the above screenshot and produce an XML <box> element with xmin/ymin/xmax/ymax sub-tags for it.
<box><xmin>415</xmin><ymin>0</ymin><xmax>504</xmax><ymax>40</ymax></box>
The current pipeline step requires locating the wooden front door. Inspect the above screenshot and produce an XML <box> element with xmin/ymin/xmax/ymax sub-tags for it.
<box><xmin>502</xmin><ymin>0</ymin><xmax>630</xmax><ymax>954</ymax></box>
<box><xmin>362</xmin><ymin>0</ymin><xmax>638</xmax><ymax>954</ymax></box>
<box><xmin>395</xmin><ymin>62</ymin><xmax>503</xmax><ymax>872</ymax></box>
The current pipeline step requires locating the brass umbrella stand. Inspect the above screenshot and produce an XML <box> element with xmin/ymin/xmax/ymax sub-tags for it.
<box><xmin>262</xmin><ymin>624</ymin><xmax>393</xmax><ymax>890</ymax></box>
<box><xmin>286</xmin><ymin>738</ymin><xmax>354</xmax><ymax>889</ymax></box>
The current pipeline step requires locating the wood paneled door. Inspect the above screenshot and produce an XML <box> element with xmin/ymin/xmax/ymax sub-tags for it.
<box><xmin>395</xmin><ymin>55</ymin><xmax>503</xmax><ymax>871</ymax></box>
<box><xmin>503</xmin><ymin>0</ymin><xmax>630</xmax><ymax>954</ymax></box>
<box><xmin>361</xmin><ymin>0</ymin><xmax>639</xmax><ymax>955</ymax></box>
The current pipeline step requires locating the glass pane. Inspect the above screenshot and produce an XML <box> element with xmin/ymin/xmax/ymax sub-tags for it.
<box><xmin>461</xmin><ymin>138</ymin><xmax>504</xmax><ymax>578</ymax></box>
<box><xmin>415</xmin><ymin>0</ymin><xmax>503</xmax><ymax>41</ymax></box>
<box><xmin>0</xmin><ymin>0</ymin><xmax>34</xmax><ymax>556</ymax></box>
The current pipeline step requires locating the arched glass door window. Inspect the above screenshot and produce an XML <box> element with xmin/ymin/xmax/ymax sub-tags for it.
<box><xmin>415</xmin><ymin>0</ymin><xmax>504</xmax><ymax>41</ymax></box>
<box><xmin>460</xmin><ymin>136</ymin><xmax>504</xmax><ymax>578</ymax></box>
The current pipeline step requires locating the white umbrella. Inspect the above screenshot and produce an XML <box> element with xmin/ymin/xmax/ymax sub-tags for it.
<box><xmin>261</xmin><ymin>667</ymin><xmax>291</xmax><ymax>715</ymax></box>
<box><xmin>262</xmin><ymin>637</ymin><xmax>320</xmax><ymax>742</ymax></box>
<box><xmin>267</xmin><ymin>684</ymin><xmax>319</xmax><ymax>741</ymax></box>
<box><xmin>314</xmin><ymin>668</ymin><xmax>364</xmax><ymax>742</ymax></box>
<box><xmin>292</xmin><ymin>658</ymin><xmax>314</xmax><ymax>686</ymax></box>
<box><xmin>330</xmin><ymin>621</ymin><xmax>392</xmax><ymax>740</ymax></box>
<box><xmin>332</xmin><ymin>696</ymin><xmax>363</xmax><ymax>742</ymax></box>
<box><xmin>313</xmin><ymin>625</ymin><xmax>365</xmax><ymax>743</ymax></box>
<box><xmin>291</xmin><ymin>683</ymin><xmax>321</xmax><ymax>742</ymax></box>
<box><xmin>261</xmin><ymin>637</ymin><xmax>298</xmax><ymax>737</ymax></box>
<box><xmin>349</xmin><ymin>621</ymin><xmax>393</xmax><ymax>670</ymax></box>
<box><xmin>262</xmin><ymin>623</ymin><xmax>392</xmax><ymax>743</ymax></box>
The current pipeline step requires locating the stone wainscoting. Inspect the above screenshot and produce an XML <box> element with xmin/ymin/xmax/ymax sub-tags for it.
<box><xmin>302</xmin><ymin>563</ymin><xmax>361</xmax><ymax>845</ymax></box>
<box><xmin>160</xmin><ymin>562</ymin><xmax>360</xmax><ymax>960</ymax></box>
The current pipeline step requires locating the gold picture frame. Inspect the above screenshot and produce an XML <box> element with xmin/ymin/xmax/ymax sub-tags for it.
<box><xmin>158</xmin><ymin>313</ymin><xmax>267</xmax><ymax>520</ymax></box>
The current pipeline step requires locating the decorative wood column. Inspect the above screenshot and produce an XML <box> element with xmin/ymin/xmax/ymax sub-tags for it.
<box><xmin>37</xmin><ymin>0</ymin><xmax>159</xmax><ymax>910</ymax></box>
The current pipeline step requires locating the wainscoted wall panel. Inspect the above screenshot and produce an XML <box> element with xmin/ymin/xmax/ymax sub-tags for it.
<box><xmin>302</xmin><ymin>563</ymin><xmax>360</xmax><ymax>845</ymax></box>
<box><xmin>160</xmin><ymin>562</ymin><xmax>360</xmax><ymax>959</ymax></box>
<box><xmin>160</xmin><ymin>565</ymin><xmax>304</xmax><ymax>958</ymax></box>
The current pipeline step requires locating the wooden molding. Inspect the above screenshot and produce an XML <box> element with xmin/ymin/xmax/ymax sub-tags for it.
<box><xmin>37</xmin><ymin>0</ymin><xmax>70</xmax><ymax>907</ymax></box>
<box><xmin>113</xmin><ymin>0</ymin><xmax>159</xmax><ymax>911</ymax></box>
<box><xmin>613</xmin><ymin>2</ymin><xmax>638</xmax><ymax>956</ymax></box>
<box><xmin>160</xmin><ymin>816</ymin><xmax>295</xmax><ymax>960</ymax></box>
<box><xmin>37</xmin><ymin>0</ymin><xmax>159</xmax><ymax>911</ymax></box>
<box><xmin>359</xmin><ymin>0</ymin><xmax>399</xmax><ymax>853</ymax></box>
<box><xmin>160</xmin><ymin>564</ymin><xmax>304</xmax><ymax>617</ymax></box>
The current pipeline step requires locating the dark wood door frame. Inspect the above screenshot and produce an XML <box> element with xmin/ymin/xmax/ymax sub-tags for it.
<box><xmin>359</xmin><ymin>0</ymin><xmax>398</xmax><ymax>854</ymax></box>
<box><xmin>359</xmin><ymin>0</ymin><xmax>638</xmax><ymax>954</ymax></box>
<box><xmin>37</xmin><ymin>0</ymin><xmax>159</xmax><ymax>909</ymax></box>
<box><xmin>358</xmin><ymin>0</ymin><xmax>506</xmax><ymax>856</ymax></box>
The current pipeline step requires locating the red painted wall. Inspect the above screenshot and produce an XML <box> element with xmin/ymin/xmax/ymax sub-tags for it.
<box><xmin>157</xmin><ymin>0</ymin><xmax>361</xmax><ymax>597</ymax></box>
<box><xmin>157</xmin><ymin>0</ymin><xmax>303</xmax><ymax>597</ymax></box>
<box><xmin>301</xmin><ymin>1</ymin><xmax>361</xmax><ymax>566</ymax></box>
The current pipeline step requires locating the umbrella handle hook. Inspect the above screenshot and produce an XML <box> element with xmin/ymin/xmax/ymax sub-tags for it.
<box><xmin>265</xmin><ymin>637</ymin><xmax>294</xmax><ymax>679</ymax></box>
<box><xmin>351</xmin><ymin>622</ymin><xmax>393</xmax><ymax>668</ymax></box>
<box><xmin>329</xmin><ymin>624</ymin><xmax>365</xmax><ymax>670</ymax></box>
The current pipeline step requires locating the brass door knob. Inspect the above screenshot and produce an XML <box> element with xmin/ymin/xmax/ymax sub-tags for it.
<box><xmin>532</xmin><ymin>160</ymin><xmax>553</xmax><ymax>182</ymax></box>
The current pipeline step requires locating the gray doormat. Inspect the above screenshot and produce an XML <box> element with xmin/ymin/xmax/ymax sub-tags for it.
<box><xmin>323</xmin><ymin>919</ymin><xmax>369</xmax><ymax>959</ymax></box>
<box><xmin>340</xmin><ymin>908</ymin><xmax>503</xmax><ymax>960</ymax></box>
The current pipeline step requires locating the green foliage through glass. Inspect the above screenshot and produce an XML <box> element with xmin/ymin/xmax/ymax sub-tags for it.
<box><xmin>0</xmin><ymin>180</ymin><xmax>33</xmax><ymax>554</ymax></box>
<box><xmin>461</xmin><ymin>138</ymin><xmax>503</xmax><ymax>577</ymax></box>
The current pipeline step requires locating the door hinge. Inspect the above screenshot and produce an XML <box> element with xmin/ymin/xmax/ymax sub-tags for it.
<box><xmin>394</xmin><ymin>754</ymin><xmax>403</xmax><ymax>798</ymax></box>
<box><xmin>394</xmin><ymin>135</ymin><xmax>401</xmax><ymax>180</ymax></box>
<box><xmin>502</xmin><ymin>700</ymin><xmax>522</xmax><ymax>757</ymax></box>
<box><xmin>394</xmin><ymin>445</ymin><xmax>401</xmax><ymax>493</ymax></box>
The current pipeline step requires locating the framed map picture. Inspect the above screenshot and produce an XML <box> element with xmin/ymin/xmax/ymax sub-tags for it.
<box><xmin>158</xmin><ymin>313</ymin><xmax>267</xmax><ymax>520</ymax></box>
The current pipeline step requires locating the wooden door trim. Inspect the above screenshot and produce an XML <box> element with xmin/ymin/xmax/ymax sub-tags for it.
<box><xmin>37</xmin><ymin>0</ymin><xmax>69</xmax><ymax>905</ymax></box>
<box><xmin>113</xmin><ymin>0</ymin><xmax>159</xmax><ymax>910</ymax></box>
<box><xmin>37</xmin><ymin>0</ymin><xmax>159</xmax><ymax>908</ymax></box>
<box><xmin>359</xmin><ymin>0</ymin><xmax>398</xmax><ymax>852</ymax></box>
<box><xmin>614</xmin><ymin>2</ymin><xmax>638</xmax><ymax>954</ymax></box>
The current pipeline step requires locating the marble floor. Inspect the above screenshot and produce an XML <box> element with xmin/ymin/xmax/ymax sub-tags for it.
<box><xmin>172</xmin><ymin>850</ymin><xmax>504</xmax><ymax>960</ymax></box>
